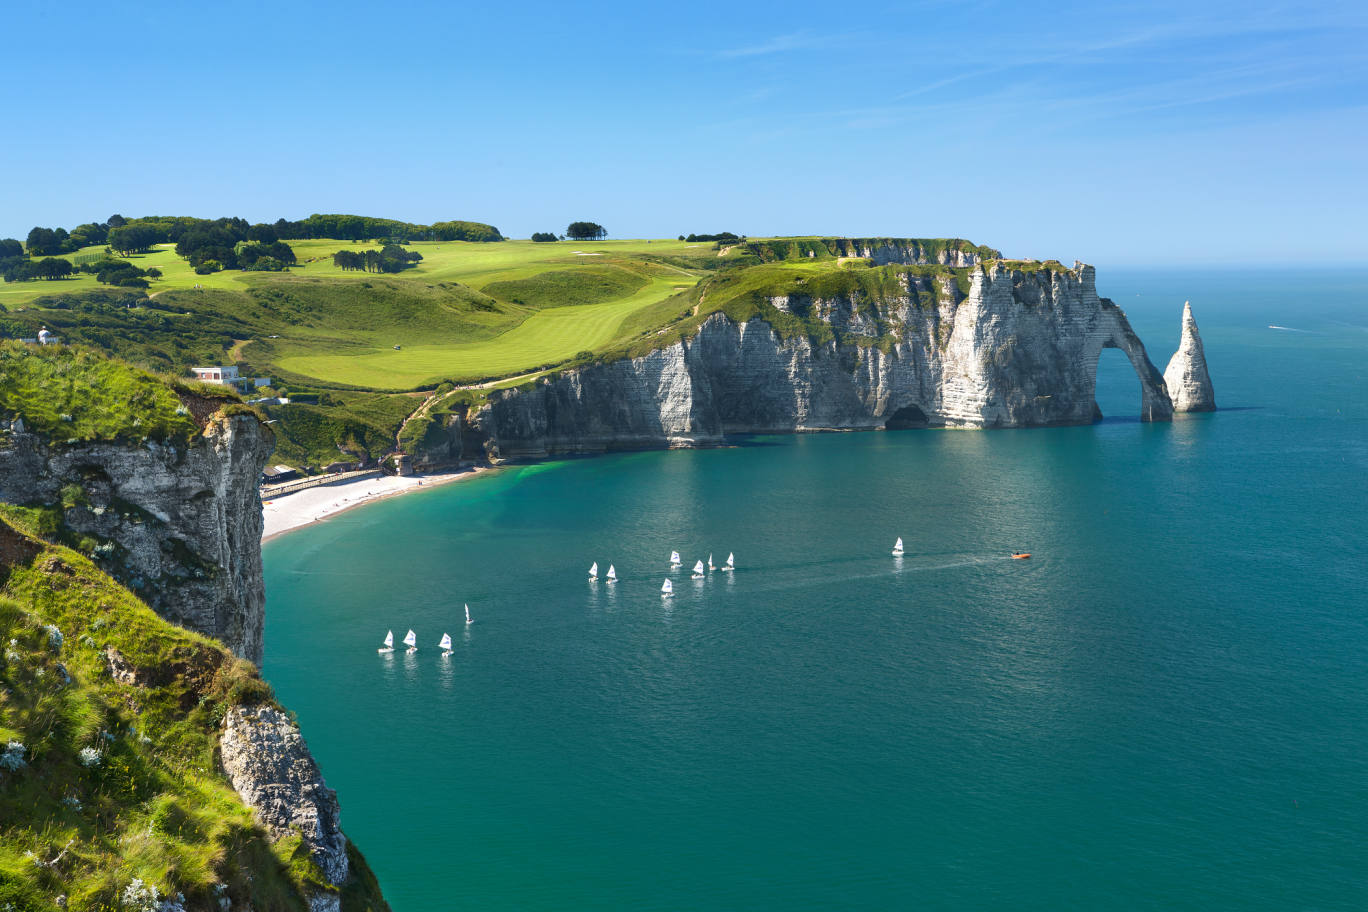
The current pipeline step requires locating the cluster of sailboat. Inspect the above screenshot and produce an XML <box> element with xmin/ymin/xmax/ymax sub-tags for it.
<box><xmin>377</xmin><ymin>604</ymin><xmax>473</xmax><ymax>656</ymax></box>
<box><xmin>585</xmin><ymin>552</ymin><xmax>736</xmax><ymax>597</ymax></box>
<box><xmin>661</xmin><ymin>551</ymin><xmax>733</xmax><ymax>597</ymax></box>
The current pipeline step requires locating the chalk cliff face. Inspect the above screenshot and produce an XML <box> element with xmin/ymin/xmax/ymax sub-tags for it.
<box><xmin>1164</xmin><ymin>301</ymin><xmax>1217</xmax><ymax>412</ymax></box>
<box><xmin>0</xmin><ymin>411</ymin><xmax>273</xmax><ymax>663</ymax></box>
<box><xmin>474</xmin><ymin>262</ymin><xmax>1175</xmax><ymax>457</ymax></box>
<box><xmin>220</xmin><ymin>705</ymin><xmax>348</xmax><ymax>910</ymax></box>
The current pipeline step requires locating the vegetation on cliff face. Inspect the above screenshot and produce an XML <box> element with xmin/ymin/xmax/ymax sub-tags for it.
<box><xmin>0</xmin><ymin>513</ymin><xmax>389</xmax><ymax>912</ymax></box>
<box><xmin>0</xmin><ymin>343</ymin><xmax>240</xmax><ymax>447</ymax></box>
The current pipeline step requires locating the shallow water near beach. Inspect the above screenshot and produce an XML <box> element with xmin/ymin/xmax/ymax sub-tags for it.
<box><xmin>263</xmin><ymin>268</ymin><xmax>1368</xmax><ymax>911</ymax></box>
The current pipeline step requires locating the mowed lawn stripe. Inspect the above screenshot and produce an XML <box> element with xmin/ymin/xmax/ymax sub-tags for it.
<box><xmin>276</xmin><ymin>276</ymin><xmax>689</xmax><ymax>387</ymax></box>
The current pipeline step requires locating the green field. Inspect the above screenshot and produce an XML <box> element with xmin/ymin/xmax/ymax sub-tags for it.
<box><xmin>3</xmin><ymin>238</ymin><xmax>708</xmax><ymax>389</ymax></box>
<box><xmin>276</xmin><ymin>274</ymin><xmax>690</xmax><ymax>387</ymax></box>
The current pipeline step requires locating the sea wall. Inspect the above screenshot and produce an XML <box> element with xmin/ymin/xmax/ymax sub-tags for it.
<box><xmin>0</xmin><ymin>411</ymin><xmax>273</xmax><ymax>663</ymax></box>
<box><xmin>474</xmin><ymin>262</ymin><xmax>1174</xmax><ymax>458</ymax></box>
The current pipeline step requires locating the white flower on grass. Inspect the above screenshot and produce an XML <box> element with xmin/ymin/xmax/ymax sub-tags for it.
<box><xmin>78</xmin><ymin>747</ymin><xmax>102</xmax><ymax>768</ymax></box>
<box><xmin>45</xmin><ymin>625</ymin><xmax>63</xmax><ymax>651</ymax></box>
<box><xmin>61</xmin><ymin>796</ymin><xmax>82</xmax><ymax>810</ymax></box>
<box><xmin>0</xmin><ymin>741</ymin><xmax>26</xmax><ymax>771</ymax></box>
<box><xmin>122</xmin><ymin>879</ymin><xmax>158</xmax><ymax>912</ymax></box>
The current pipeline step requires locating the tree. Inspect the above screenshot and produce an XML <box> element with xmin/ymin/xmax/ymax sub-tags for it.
<box><xmin>0</xmin><ymin>239</ymin><xmax>22</xmax><ymax>259</ymax></box>
<box><xmin>531</xmin><ymin>232</ymin><xmax>559</xmax><ymax>242</ymax></box>
<box><xmin>566</xmin><ymin>222</ymin><xmax>607</xmax><ymax>241</ymax></box>
<box><xmin>107</xmin><ymin>225</ymin><xmax>159</xmax><ymax>255</ymax></box>
<box><xmin>247</xmin><ymin>224</ymin><xmax>278</xmax><ymax>244</ymax></box>
<box><xmin>107</xmin><ymin>214</ymin><xmax>128</xmax><ymax>228</ymax></box>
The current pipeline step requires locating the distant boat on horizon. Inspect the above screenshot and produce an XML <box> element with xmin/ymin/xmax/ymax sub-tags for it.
<box><xmin>661</xmin><ymin>578</ymin><xmax>673</xmax><ymax>597</ymax></box>
<box><xmin>606</xmin><ymin>565</ymin><xmax>616</xmax><ymax>583</ymax></box>
<box><xmin>465</xmin><ymin>604</ymin><xmax>473</xmax><ymax>624</ymax></box>
<box><xmin>439</xmin><ymin>633</ymin><xmax>452</xmax><ymax>656</ymax></box>
<box><xmin>403</xmin><ymin>629</ymin><xmax>417</xmax><ymax>653</ymax></box>
<box><xmin>378</xmin><ymin>630</ymin><xmax>394</xmax><ymax>653</ymax></box>
<box><xmin>893</xmin><ymin>537</ymin><xmax>904</xmax><ymax>556</ymax></box>
<box><xmin>589</xmin><ymin>561</ymin><xmax>598</xmax><ymax>581</ymax></box>
<box><xmin>670</xmin><ymin>550</ymin><xmax>681</xmax><ymax>568</ymax></box>
<box><xmin>692</xmin><ymin>560</ymin><xmax>705</xmax><ymax>579</ymax></box>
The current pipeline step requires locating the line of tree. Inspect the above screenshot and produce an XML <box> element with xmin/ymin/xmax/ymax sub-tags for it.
<box><xmin>81</xmin><ymin>257</ymin><xmax>161</xmax><ymax>288</ymax></box>
<box><xmin>300</xmin><ymin>215</ymin><xmax>503</xmax><ymax>242</ymax></box>
<box><xmin>2</xmin><ymin>258</ymin><xmax>75</xmax><ymax>283</ymax></box>
<box><xmin>531</xmin><ymin>232</ymin><xmax>561</xmax><ymax>242</ymax></box>
<box><xmin>332</xmin><ymin>244</ymin><xmax>425</xmax><ymax>273</ymax></box>
<box><xmin>682</xmin><ymin>232</ymin><xmax>741</xmax><ymax>243</ymax></box>
<box><xmin>566</xmin><ymin>222</ymin><xmax>607</xmax><ymax>241</ymax></box>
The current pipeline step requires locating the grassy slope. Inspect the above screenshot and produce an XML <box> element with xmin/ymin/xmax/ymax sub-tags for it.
<box><xmin>0</xmin><ymin>517</ymin><xmax>388</xmax><ymax>912</ymax></box>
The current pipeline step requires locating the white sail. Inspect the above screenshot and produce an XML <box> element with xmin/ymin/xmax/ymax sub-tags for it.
<box><xmin>383</xmin><ymin>630</ymin><xmax>393</xmax><ymax>648</ymax></box>
<box><xmin>607</xmin><ymin>565</ymin><xmax>616</xmax><ymax>580</ymax></box>
<box><xmin>465</xmin><ymin>604</ymin><xmax>472</xmax><ymax>624</ymax></box>
<box><xmin>726</xmin><ymin>552</ymin><xmax>734</xmax><ymax>568</ymax></box>
<box><xmin>692</xmin><ymin>561</ymin><xmax>705</xmax><ymax>577</ymax></box>
<box><xmin>589</xmin><ymin>562</ymin><xmax>598</xmax><ymax>578</ymax></box>
<box><xmin>708</xmin><ymin>553</ymin><xmax>714</xmax><ymax>570</ymax></box>
<box><xmin>661</xmin><ymin>578</ymin><xmax>673</xmax><ymax>595</ymax></box>
<box><xmin>893</xmin><ymin>537</ymin><xmax>904</xmax><ymax>555</ymax></box>
<box><xmin>670</xmin><ymin>551</ymin><xmax>681</xmax><ymax>565</ymax></box>
<box><xmin>439</xmin><ymin>633</ymin><xmax>452</xmax><ymax>650</ymax></box>
<box><xmin>403</xmin><ymin>629</ymin><xmax>417</xmax><ymax>648</ymax></box>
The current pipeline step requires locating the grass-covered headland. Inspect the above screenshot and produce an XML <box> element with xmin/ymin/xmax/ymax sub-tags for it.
<box><xmin>0</xmin><ymin>220</ymin><xmax>1012</xmax><ymax>471</ymax></box>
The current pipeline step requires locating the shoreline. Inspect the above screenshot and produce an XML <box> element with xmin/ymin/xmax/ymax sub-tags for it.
<box><xmin>261</xmin><ymin>465</ymin><xmax>495</xmax><ymax>542</ymax></box>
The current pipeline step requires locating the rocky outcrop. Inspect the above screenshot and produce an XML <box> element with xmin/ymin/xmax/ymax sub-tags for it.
<box><xmin>219</xmin><ymin>705</ymin><xmax>348</xmax><ymax>898</ymax></box>
<box><xmin>1163</xmin><ymin>301</ymin><xmax>1217</xmax><ymax>412</ymax></box>
<box><xmin>0</xmin><ymin>412</ymin><xmax>273</xmax><ymax>663</ymax></box>
<box><xmin>475</xmin><ymin>262</ymin><xmax>1175</xmax><ymax>458</ymax></box>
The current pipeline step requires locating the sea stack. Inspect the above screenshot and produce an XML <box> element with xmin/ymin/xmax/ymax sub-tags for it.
<box><xmin>1163</xmin><ymin>301</ymin><xmax>1217</xmax><ymax>412</ymax></box>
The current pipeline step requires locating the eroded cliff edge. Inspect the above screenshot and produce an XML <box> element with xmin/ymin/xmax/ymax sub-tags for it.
<box><xmin>472</xmin><ymin>261</ymin><xmax>1175</xmax><ymax>459</ymax></box>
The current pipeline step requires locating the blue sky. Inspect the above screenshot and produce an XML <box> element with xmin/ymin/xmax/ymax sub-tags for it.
<box><xmin>2</xmin><ymin>0</ymin><xmax>1364</xmax><ymax>264</ymax></box>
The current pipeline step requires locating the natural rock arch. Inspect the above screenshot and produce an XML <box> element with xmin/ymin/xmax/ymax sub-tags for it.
<box><xmin>1083</xmin><ymin>314</ymin><xmax>1174</xmax><ymax>422</ymax></box>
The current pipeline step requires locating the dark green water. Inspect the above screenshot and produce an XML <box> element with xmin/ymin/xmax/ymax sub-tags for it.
<box><xmin>263</xmin><ymin>270</ymin><xmax>1368</xmax><ymax>911</ymax></box>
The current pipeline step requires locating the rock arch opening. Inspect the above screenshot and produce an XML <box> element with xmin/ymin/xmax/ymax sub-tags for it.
<box><xmin>1092</xmin><ymin>346</ymin><xmax>1139</xmax><ymax>419</ymax></box>
<box><xmin>885</xmin><ymin>404</ymin><xmax>929</xmax><ymax>430</ymax></box>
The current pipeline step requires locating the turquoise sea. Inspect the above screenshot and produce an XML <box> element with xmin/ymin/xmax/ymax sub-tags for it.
<box><xmin>263</xmin><ymin>269</ymin><xmax>1368</xmax><ymax>911</ymax></box>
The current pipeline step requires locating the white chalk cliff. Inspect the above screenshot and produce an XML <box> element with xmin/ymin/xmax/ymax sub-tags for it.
<box><xmin>1163</xmin><ymin>301</ymin><xmax>1217</xmax><ymax>412</ymax></box>
<box><xmin>473</xmin><ymin>261</ymin><xmax>1179</xmax><ymax>458</ymax></box>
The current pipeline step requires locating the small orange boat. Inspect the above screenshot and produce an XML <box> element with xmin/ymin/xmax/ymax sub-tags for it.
<box><xmin>1011</xmin><ymin>552</ymin><xmax>1032</xmax><ymax>559</ymax></box>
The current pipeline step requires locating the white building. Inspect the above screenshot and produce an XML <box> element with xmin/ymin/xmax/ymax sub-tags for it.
<box><xmin>192</xmin><ymin>366</ymin><xmax>241</xmax><ymax>385</ymax></box>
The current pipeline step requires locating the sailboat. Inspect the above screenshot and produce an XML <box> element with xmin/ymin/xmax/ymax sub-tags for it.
<box><xmin>403</xmin><ymin>629</ymin><xmax>417</xmax><ymax>653</ymax></box>
<box><xmin>439</xmin><ymin>633</ymin><xmax>453</xmax><ymax>656</ymax></box>
<box><xmin>708</xmin><ymin>554</ymin><xmax>715</xmax><ymax>571</ymax></box>
<box><xmin>589</xmin><ymin>562</ymin><xmax>599</xmax><ymax>581</ymax></box>
<box><xmin>378</xmin><ymin>630</ymin><xmax>394</xmax><ymax>653</ymax></box>
<box><xmin>661</xmin><ymin>578</ymin><xmax>673</xmax><ymax>598</ymax></box>
<box><xmin>721</xmin><ymin>552</ymin><xmax>734</xmax><ymax>572</ymax></box>
<box><xmin>464</xmin><ymin>604</ymin><xmax>473</xmax><ymax>625</ymax></box>
<box><xmin>692</xmin><ymin>560</ymin><xmax>705</xmax><ymax>579</ymax></box>
<box><xmin>606</xmin><ymin>565</ymin><xmax>617</xmax><ymax>583</ymax></box>
<box><xmin>669</xmin><ymin>551</ymin><xmax>682</xmax><ymax>568</ymax></box>
<box><xmin>892</xmin><ymin>537</ymin><xmax>904</xmax><ymax>556</ymax></box>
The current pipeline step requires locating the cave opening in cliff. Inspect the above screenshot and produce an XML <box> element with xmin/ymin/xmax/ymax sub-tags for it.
<box><xmin>885</xmin><ymin>405</ymin><xmax>929</xmax><ymax>430</ymax></box>
<box><xmin>1094</xmin><ymin>347</ymin><xmax>1140</xmax><ymax>420</ymax></box>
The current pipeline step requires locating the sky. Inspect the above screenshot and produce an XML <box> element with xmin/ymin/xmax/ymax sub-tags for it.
<box><xmin>2</xmin><ymin>0</ymin><xmax>1365</xmax><ymax>265</ymax></box>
